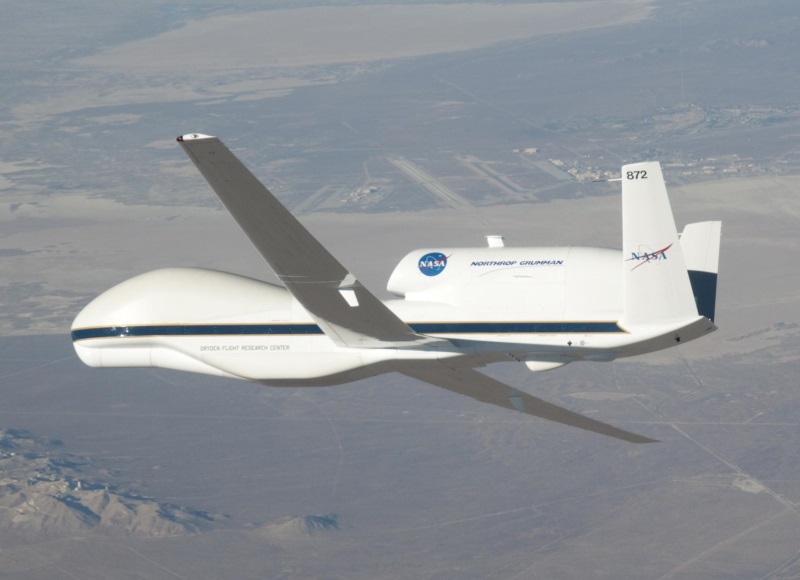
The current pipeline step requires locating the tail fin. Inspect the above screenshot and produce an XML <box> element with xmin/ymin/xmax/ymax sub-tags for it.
<box><xmin>621</xmin><ymin>162</ymin><xmax>698</xmax><ymax>325</ymax></box>
<box><xmin>680</xmin><ymin>221</ymin><xmax>722</xmax><ymax>322</ymax></box>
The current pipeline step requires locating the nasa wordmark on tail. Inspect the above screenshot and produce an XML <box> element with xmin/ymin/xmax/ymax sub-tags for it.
<box><xmin>72</xmin><ymin>134</ymin><xmax>721</xmax><ymax>443</ymax></box>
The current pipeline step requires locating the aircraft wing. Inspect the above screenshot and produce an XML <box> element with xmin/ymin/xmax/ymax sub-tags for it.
<box><xmin>401</xmin><ymin>364</ymin><xmax>657</xmax><ymax>443</ymax></box>
<box><xmin>177</xmin><ymin>133</ymin><xmax>423</xmax><ymax>348</ymax></box>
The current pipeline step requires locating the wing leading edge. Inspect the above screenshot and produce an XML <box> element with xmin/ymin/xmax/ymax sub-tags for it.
<box><xmin>177</xmin><ymin>133</ymin><xmax>422</xmax><ymax>348</ymax></box>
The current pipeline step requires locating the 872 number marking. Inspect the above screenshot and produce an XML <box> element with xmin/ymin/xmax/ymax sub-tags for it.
<box><xmin>626</xmin><ymin>170</ymin><xmax>648</xmax><ymax>180</ymax></box>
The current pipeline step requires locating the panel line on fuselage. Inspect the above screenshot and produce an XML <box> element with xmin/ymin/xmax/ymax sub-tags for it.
<box><xmin>71</xmin><ymin>321</ymin><xmax>627</xmax><ymax>342</ymax></box>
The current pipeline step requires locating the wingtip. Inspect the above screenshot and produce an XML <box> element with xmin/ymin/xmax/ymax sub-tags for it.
<box><xmin>176</xmin><ymin>133</ymin><xmax>216</xmax><ymax>143</ymax></box>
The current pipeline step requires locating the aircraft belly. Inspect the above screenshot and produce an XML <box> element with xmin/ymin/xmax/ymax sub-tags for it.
<box><xmin>202</xmin><ymin>339</ymin><xmax>452</xmax><ymax>380</ymax></box>
<box><xmin>73</xmin><ymin>337</ymin><xmax>239</xmax><ymax>379</ymax></box>
<box><xmin>203</xmin><ymin>350</ymin><xmax>364</xmax><ymax>380</ymax></box>
<box><xmin>74</xmin><ymin>333</ymin><xmax>355</xmax><ymax>380</ymax></box>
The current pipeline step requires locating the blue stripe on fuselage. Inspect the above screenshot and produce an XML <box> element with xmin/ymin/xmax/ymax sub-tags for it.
<box><xmin>70</xmin><ymin>324</ymin><xmax>324</xmax><ymax>341</ymax></box>
<box><xmin>71</xmin><ymin>321</ymin><xmax>625</xmax><ymax>342</ymax></box>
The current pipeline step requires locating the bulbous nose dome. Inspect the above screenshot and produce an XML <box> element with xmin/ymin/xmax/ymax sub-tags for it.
<box><xmin>71</xmin><ymin>267</ymin><xmax>291</xmax><ymax>369</ymax></box>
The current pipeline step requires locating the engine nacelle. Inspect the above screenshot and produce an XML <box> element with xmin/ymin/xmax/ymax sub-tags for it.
<box><xmin>387</xmin><ymin>246</ymin><xmax>623</xmax><ymax>320</ymax></box>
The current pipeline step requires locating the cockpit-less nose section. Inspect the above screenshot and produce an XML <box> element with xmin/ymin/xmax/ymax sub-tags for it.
<box><xmin>72</xmin><ymin>134</ymin><xmax>720</xmax><ymax>443</ymax></box>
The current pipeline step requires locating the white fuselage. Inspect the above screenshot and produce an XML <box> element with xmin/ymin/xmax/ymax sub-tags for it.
<box><xmin>72</xmin><ymin>245</ymin><xmax>714</xmax><ymax>384</ymax></box>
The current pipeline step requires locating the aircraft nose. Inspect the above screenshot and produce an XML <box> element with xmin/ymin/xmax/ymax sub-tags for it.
<box><xmin>71</xmin><ymin>298</ymin><xmax>130</xmax><ymax>368</ymax></box>
<box><xmin>70</xmin><ymin>273</ymin><xmax>148</xmax><ymax>367</ymax></box>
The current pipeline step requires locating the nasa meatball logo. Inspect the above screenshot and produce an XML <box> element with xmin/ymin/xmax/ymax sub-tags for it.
<box><xmin>418</xmin><ymin>252</ymin><xmax>449</xmax><ymax>277</ymax></box>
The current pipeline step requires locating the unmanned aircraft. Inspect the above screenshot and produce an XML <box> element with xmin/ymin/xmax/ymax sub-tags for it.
<box><xmin>72</xmin><ymin>134</ymin><xmax>721</xmax><ymax>443</ymax></box>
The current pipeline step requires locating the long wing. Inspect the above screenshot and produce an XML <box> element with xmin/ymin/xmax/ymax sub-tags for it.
<box><xmin>401</xmin><ymin>364</ymin><xmax>657</xmax><ymax>443</ymax></box>
<box><xmin>177</xmin><ymin>133</ymin><xmax>423</xmax><ymax>348</ymax></box>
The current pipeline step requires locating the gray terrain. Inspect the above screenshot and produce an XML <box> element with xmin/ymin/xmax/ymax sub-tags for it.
<box><xmin>2</xmin><ymin>0</ymin><xmax>800</xmax><ymax>577</ymax></box>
